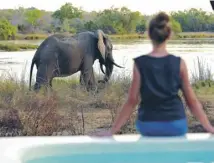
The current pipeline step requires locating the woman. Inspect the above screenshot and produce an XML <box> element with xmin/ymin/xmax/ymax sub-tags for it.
<box><xmin>93</xmin><ymin>12</ymin><xmax>214</xmax><ymax>137</ymax></box>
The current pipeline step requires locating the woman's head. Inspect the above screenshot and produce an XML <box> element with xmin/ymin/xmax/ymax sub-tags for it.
<box><xmin>148</xmin><ymin>12</ymin><xmax>171</xmax><ymax>45</ymax></box>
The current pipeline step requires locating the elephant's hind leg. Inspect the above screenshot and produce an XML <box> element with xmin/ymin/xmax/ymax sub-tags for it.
<box><xmin>34</xmin><ymin>66</ymin><xmax>49</xmax><ymax>91</ymax></box>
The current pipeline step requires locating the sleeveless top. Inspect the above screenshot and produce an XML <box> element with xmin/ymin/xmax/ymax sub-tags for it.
<box><xmin>133</xmin><ymin>54</ymin><xmax>186</xmax><ymax>122</ymax></box>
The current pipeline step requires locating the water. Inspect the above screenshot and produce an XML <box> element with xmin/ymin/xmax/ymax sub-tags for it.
<box><xmin>26</xmin><ymin>151</ymin><xmax>214</xmax><ymax>163</ymax></box>
<box><xmin>1</xmin><ymin>39</ymin><xmax>214</xmax><ymax>82</ymax></box>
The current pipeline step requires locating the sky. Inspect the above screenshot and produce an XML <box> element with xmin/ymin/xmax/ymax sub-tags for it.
<box><xmin>0</xmin><ymin>0</ymin><xmax>213</xmax><ymax>14</ymax></box>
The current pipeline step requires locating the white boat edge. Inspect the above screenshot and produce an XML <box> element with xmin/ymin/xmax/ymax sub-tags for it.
<box><xmin>0</xmin><ymin>133</ymin><xmax>213</xmax><ymax>163</ymax></box>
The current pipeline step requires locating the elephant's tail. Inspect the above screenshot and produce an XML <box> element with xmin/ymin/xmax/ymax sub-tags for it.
<box><xmin>28</xmin><ymin>35</ymin><xmax>52</xmax><ymax>91</ymax></box>
<box><xmin>29</xmin><ymin>58</ymin><xmax>35</xmax><ymax>91</ymax></box>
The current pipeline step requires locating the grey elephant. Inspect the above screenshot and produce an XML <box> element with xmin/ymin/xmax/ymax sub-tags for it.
<box><xmin>29</xmin><ymin>29</ymin><xmax>124</xmax><ymax>91</ymax></box>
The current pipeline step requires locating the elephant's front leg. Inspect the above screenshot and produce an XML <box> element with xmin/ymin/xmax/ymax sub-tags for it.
<box><xmin>79</xmin><ymin>72</ymin><xmax>84</xmax><ymax>86</ymax></box>
<box><xmin>81</xmin><ymin>68</ymin><xmax>97</xmax><ymax>91</ymax></box>
<box><xmin>88</xmin><ymin>68</ymin><xmax>96</xmax><ymax>91</ymax></box>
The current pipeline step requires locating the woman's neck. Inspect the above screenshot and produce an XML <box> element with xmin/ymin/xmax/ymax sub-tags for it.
<box><xmin>150</xmin><ymin>42</ymin><xmax>168</xmax><ymax>57</ymax></box>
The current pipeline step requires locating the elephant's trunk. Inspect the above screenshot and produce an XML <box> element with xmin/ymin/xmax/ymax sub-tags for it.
<box><xmin>102</xmin><ymin>58</ymin><xmax>114</xmax><ymax>83</ymax></box>
<box><xmin>98</xmin><ymin>55</ymin><xmax>124</xmax><ymax>83</ymax></box>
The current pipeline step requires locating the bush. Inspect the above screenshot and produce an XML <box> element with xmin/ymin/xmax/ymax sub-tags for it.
<box><xmin>0</xmin><ymin>19</ymin><xmax>17</xmax><ymax>40</ymax></box>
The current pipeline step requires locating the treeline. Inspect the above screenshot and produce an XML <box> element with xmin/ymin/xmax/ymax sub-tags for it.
<box><xmin>1</xmin><ymin>3</ymin><xmax>214</xmax><ymax>40</ymax></box>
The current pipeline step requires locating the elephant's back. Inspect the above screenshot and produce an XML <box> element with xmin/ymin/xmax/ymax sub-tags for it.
<box><xmin>33</xmin><ymin>35</ymin><xmax>59</xmax><ymax>63</ymax></box>
<box><xmin>56</xmin><ymin>39</ymin><xmax>85</xmax><ymax>75</ymax></box>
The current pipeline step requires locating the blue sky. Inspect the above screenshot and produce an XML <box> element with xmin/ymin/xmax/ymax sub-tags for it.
<box><xmin>0</xmin><ymin>0</ymin><xmax>213</xmax><ymax>14</ymax></box>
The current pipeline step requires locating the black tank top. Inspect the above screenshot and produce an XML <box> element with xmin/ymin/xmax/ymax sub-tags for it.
<box><xmin>133</xmin><ymin>54</ymin><xmax>186</xmax><ymax>122</ymax></box>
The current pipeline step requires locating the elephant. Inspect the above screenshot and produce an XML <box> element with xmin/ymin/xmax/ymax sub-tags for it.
<box><xmin>29</xmin><ymin>29</ymin><xmax>124</xmax><ymax>91</ymax></box>
<box><xmin>210</xmin><ymin>0</ymin><xmax>214</xmax><ymax>10</ymax></box>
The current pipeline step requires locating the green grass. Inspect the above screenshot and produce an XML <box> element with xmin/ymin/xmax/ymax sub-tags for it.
<box><xmin>175</xmin><ymin>32</ymin><xmax>214</xmax><ymax>39</ymax></box>
<box><xmin>0</xmin><ymin>42</ymin><xmax>38</xmax><ymax>51</ymax></box>
<box><xmin>109</xmin><ymin>33</ymin><xmax>146</xmax><ymax>40</ymax></box>
<box><xmin>109</xmin><ymin>32</ymin><xmax>214</xmax><ymax>40</ymax></box>
<box><xmin>5</xmin><ymin>32</ymin><xmax>214</xmax><ymax>41</ymax></box>
<box><xmin>15</xmin><ymin>33</ymin><xmax>48</xmax><ymax>40</ymax></box>
<box><xmin>2</xmin><ymin>32</ymin><xmax>214</xmax><ymax>52</ymax></box>
<box><xmin>13</xmin><ymin>33</ymin><xmax>147</xmax><ymax>40</ymax></box>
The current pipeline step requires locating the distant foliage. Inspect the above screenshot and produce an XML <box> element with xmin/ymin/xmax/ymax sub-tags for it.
<box><xmin>1</xmin><ymin>4</ymin><xmax>214</xmax><ymax>39</ymax></box>
<box><xmin>170</xmin><ymin>17</ymin><xmax>182</xmax><ymax>33</ymax></box>
<box><xmin>94</xmin><ymin>7</ymin><xmax>142</xmax><ymax>34</ymax></box>
<box><xmin>170</xmin><ymin>8</ymin><xmax>213</xmax><ymax>32</ymax></box>
<box><xmin>0</xmin><ymin>18</ymin><xmax>17</xmax><ymax>40</ymax></box>
<box><xmin>52</xmin><ymin>3</ymin><xmax>83</xmax><ymax>23</ymax></box>
<box><xmin>24</xmin><ymin>9</ymin><xmax>43</xmax><ymax>27</ymax></box>
<box><xmin>136</xmin><ymin>16</ymin><xmax>147</xmax><ymax>33</ymax></box>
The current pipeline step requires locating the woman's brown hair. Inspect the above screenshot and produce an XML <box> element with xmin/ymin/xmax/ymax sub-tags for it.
<box><xmin>148</xmin><ymin>12</ymin><xmax>171</xmax><ymax>44</ymax></box>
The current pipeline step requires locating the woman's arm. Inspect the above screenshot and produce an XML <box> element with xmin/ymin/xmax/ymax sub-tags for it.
<box><xmin>110</xmin><ymin>63</ymin><xmax>141</xmax><ymax>134</ymax></box>
<box><xmin>180</xmin><ymin>58</ymin><xmax>214</xmax><ymax>133</ymax></box>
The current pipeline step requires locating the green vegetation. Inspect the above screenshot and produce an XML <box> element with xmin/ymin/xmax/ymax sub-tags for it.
<box><xmin>0</xmin><ymin>57</ymin><xmax>213</xmax><ymax>136</ymax></box>
<box><xmin>176</xmin><ymin>32</ymin><xmax>214</xmax><ymax>39</ymax></box>
<box><xmin>2</xmin><ymin>31</ymin><xmax>214</xmax><ymax>52</ymax></box>
<box><xmin>0</xmin><ymin>18</ymin><xmax>17</xmax><ymax>40</ymax></box>
<box><xmin>1</xmin><ymin>4</ymin><xmax>214</xmax><ymax>42</ymax></box>
<box><xmin>15</xmin><ymin>33</ymin><xmax>48</xmax><ymax>40</ymax></box>
<box><xmin>3</xmin><ymin>31</ymin><xmax>214</xmax><ymax>51</ymax></box>
<box><xmin>0</xmin><ymin>42</ymin><xmax>38</xmax><ymax>51</ymax></box>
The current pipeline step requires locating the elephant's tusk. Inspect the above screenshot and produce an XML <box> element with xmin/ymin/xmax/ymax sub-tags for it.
<box><xmin>109</xmin><ymin>59</ymin><xmax>124</xmax><ymax>68</ymax></box>
<box><xmin>100</xmin><ymin>63</ymin><xmax>105</xmax><ymax>74</ymax></box>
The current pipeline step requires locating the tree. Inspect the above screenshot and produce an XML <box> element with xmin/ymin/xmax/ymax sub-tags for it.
<box><xmin>52</xmin><ymin>3</ymin><xmax>83</xmax><ymax>23</ymax></box>
<box><xmin>11</xmin><ymin>7</ymin><xmax>26</xmax><ymax>26</ymax></box>
<box><xmin>170</xmin><ymin>17</ymin><xmax>182</xmax><ymax>33</ymax></box>
<box><xmin>37</xmin><ymin>11</ymin><xmax>53</xmax><ymax>32</ymax></box>
<box><xmin>61</xmin><ymin>18</ymin><xmax>71</xmax><ymax>32</ymax></box>
<box><xmin>136</xmin><ymin>15</ymin><xmax>147</xmax><ymax>33</ymax></box>
<box><xmin>84</xmin><ymin>20</ymin><xmax>98</xmax><ymax>31</ymax></box>
<box><xmin>24</xmin><ymin>9</ymin><xmax>43</xmax><ymax>32</ymax></box>
<box><xmin>0</xmin><ymin>18</ymin><xmax>17</xmax><ymax>40</ymax></box>
<box><xmin>170</xmin><ymin>8</ymin><xmax>211</xmax><ymax>32</ymax></box>
<box><xmin>93</xmin><ymin>6</ymin><xmax>142</xmax><ymax>34</ymax></box>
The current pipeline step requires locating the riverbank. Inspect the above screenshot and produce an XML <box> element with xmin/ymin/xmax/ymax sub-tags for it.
<box><xmin>1</xmin><ymin>32</ymin><xmax>214</xmax><ymax>52</ymax></box>
<box><xmin>14</xmin><ymin>32</ymin><xmax>214</xmax><ymax>39</ymax></box>
<box><xmin>110</xmin><ymin>32</ymin><xmax>214</xmax><ymax>40</ymax></box>
<box><xmin>13</xmin><ymin>33</ymin><xmax>147</xmax><ymax>41</ymax></box>
<box><xmin>2</xmin><ymin>32</ymin><xmax>214</xmax><ymax>52</ymax></box>
<box><xmin>0</xmin><ymin>63</ymin><xmax>213</xmax><ymax>136</ymax></box>
<box><xmin>13</xmin><ymin>32</ymin><xmax>214</xmax><ymax>40</ymax></box>
<box><xmin>0</xmin><ymin>43</ymin><xmax>38</xmax><ymax>51</ymax></box>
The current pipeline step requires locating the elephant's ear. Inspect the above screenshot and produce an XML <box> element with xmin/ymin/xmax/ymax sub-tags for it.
<box><xmin>97</xmin><ymin>29</ymin><xmax>106</xmax><ymax>61</ymax></box>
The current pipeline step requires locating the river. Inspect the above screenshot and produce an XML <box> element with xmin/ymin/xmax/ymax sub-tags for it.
<box><xmin>0</xmin><ymin>39</ymin><xmax>214</xmax><ymax>83</ymax></box>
